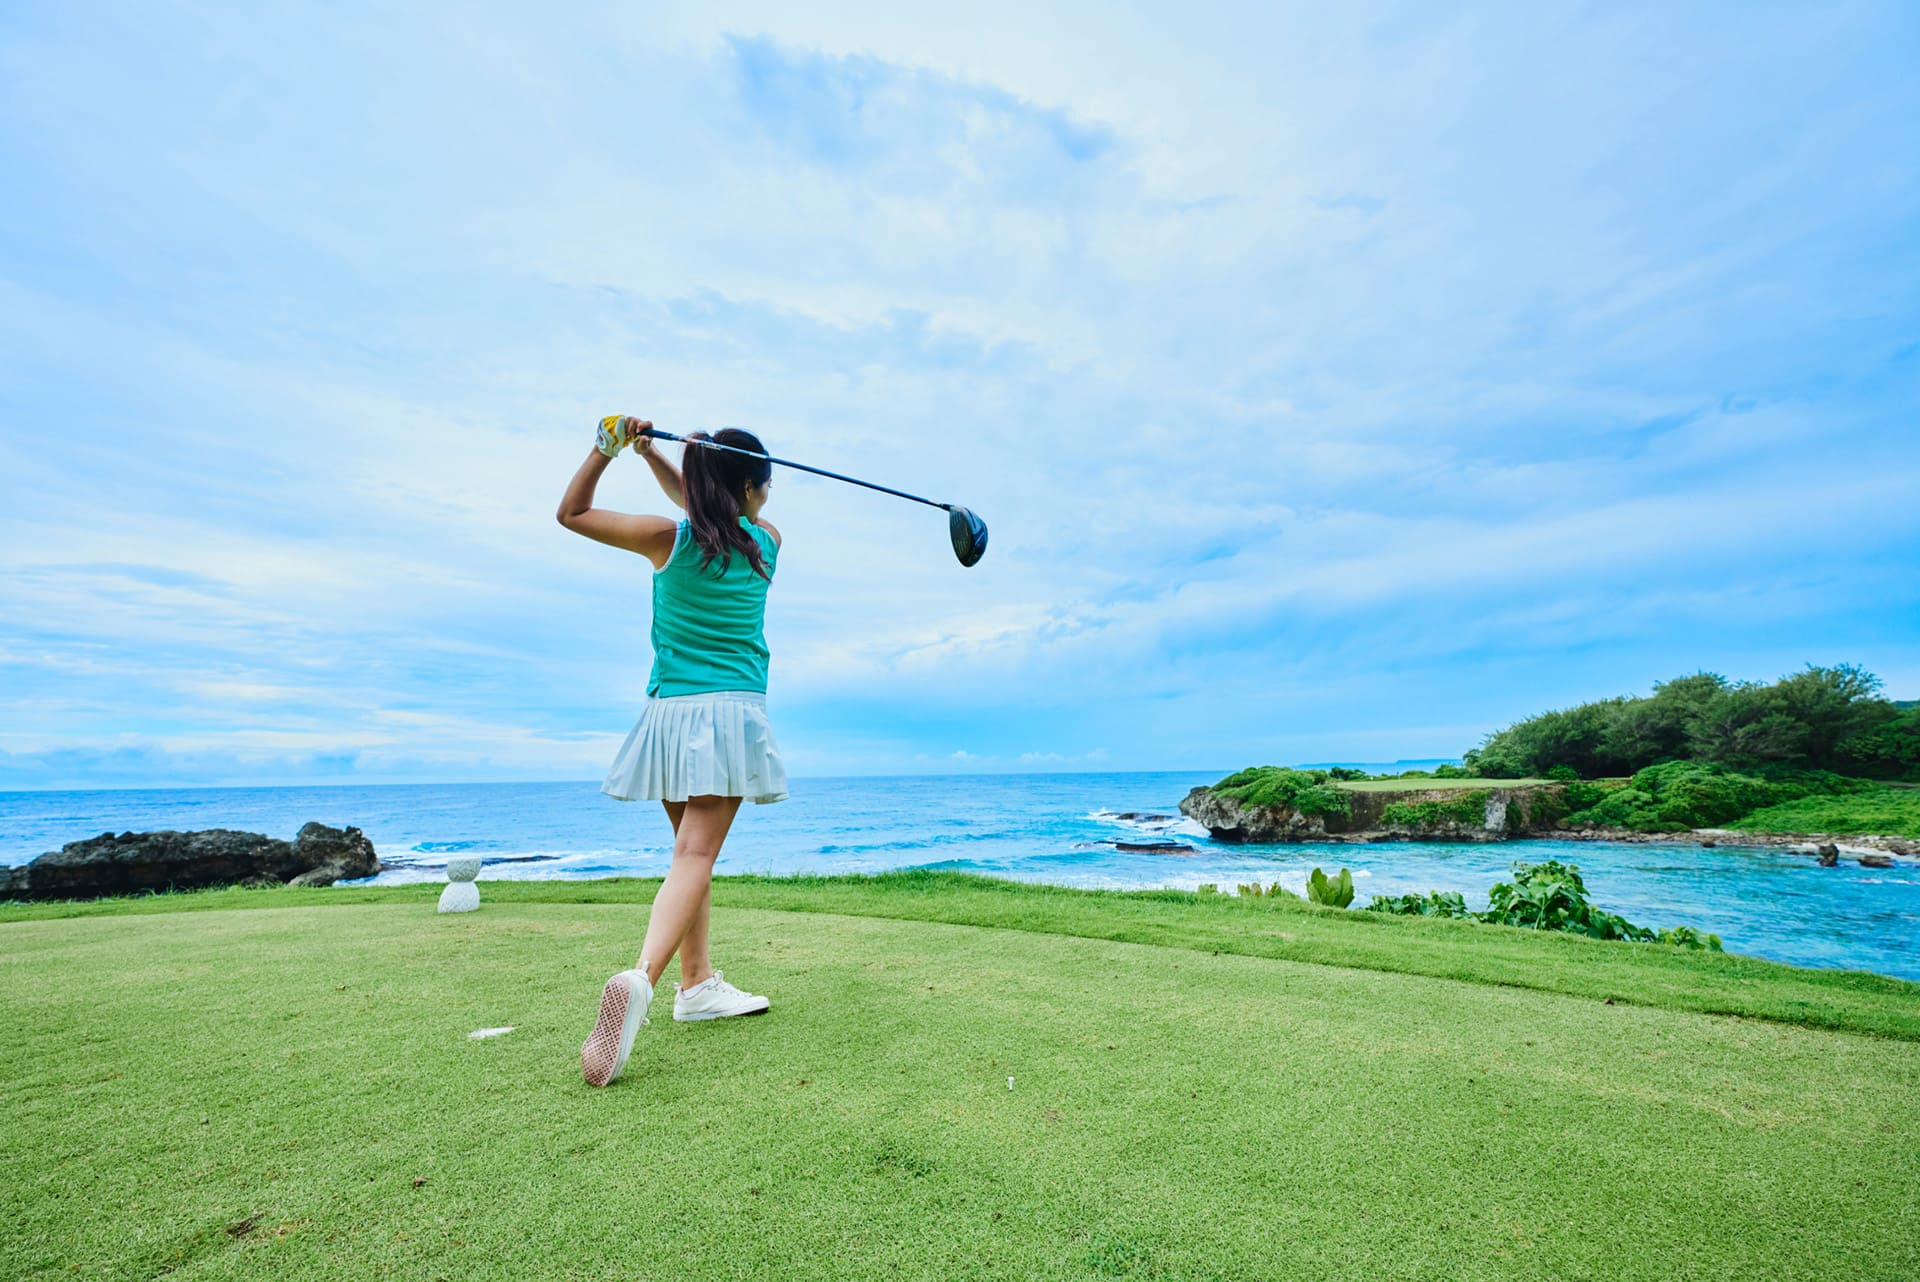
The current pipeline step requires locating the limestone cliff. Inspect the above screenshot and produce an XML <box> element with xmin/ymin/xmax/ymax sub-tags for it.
<box><xmin>1179</xmin><ymin>783</ymin><xmax>1570</xmax><ymax>843</ymax></box>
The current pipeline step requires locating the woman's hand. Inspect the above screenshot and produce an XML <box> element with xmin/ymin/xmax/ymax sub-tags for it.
<box><xmin>597</xmin><ymin>415</ymin><xmax>657</xmax><ymax>459</ymax></box>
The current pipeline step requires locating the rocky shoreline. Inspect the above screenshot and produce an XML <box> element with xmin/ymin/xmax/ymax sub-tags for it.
<box><xmin>1550</xmin><ymin>826</ymin><xmax>1917</xmax><ymax>858</ymax></box>
<box><xmin>0</xmin><ymin>823</ymin><xmax>384</xmax><ymax>901</ymax></box>
<box><xmin>1178</xmin><ymin>784</ymin><xmax>1918</xmax><ymax>864</ymax></box>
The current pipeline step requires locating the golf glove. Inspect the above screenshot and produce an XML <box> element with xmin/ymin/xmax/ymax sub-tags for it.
<box><xmin>595</xmin><ymin>415</ymin><xmax>642</xmax><ymax>459</ymax></box>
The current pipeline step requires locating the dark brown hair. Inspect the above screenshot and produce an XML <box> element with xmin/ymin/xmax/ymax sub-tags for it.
<box><xmin>683</xmin><ymin>428</ymin><xmax>773</xmax><ymax>580</ymax></box>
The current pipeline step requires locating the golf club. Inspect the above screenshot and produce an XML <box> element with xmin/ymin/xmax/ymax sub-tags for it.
<box><xmin>638</xmin><ymin>426</ymin><xmax>988</xmax><ymax>568</ymax></box>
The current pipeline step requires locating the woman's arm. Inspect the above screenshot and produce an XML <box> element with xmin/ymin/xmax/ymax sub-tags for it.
<box><xmin>555</xmin><ymin>446</ymin><xmax>680</xmax><ymax>567</ymax></box>
<box><xmin>636</xmin><ymin>434</ymin><xmax>687</xmax><ymax>510</ymax></box>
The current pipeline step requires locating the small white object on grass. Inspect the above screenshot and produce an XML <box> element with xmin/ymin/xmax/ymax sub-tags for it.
<box><xmin>1007</xmin><ymin>1076</ymin><xmax>1014</xmax><ymax>1091</ymax></box>
<box><xmin>468</xmin><ymin>1026</ymin><xmax>515</xmax><ymax>1040</ymax></box>
<box><xmin>439</xmin><ymin>858</ymin><xmax>482</xmax><ymax>913</ymax></box>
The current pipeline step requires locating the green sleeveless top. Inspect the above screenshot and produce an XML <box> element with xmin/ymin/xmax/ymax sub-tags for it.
<box><xmin>647</xmin><ymin>517</ymin><xmax>778</xmax><ymax>697</ymax></box>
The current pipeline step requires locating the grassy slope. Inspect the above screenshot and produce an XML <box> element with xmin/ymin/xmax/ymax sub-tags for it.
<box><xmin>7</xmin><ymin>872</ymin><xmax>1918</xmax><ymax>1039</ymax></box>
<box><xmin>4</xmin><ymin>877</ymin><xmax>1920</xmax><ymax>1281</ymax></box>
<box><xmin>1731</xmin><ymin>785</ymin><xmax>1920</xmax><ymax>838</ymax></box>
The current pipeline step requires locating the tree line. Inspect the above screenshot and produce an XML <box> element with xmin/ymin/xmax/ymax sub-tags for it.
<box><xmin>1464</xmin><ymin>664</ymin><xmax>1919</xmax><ymax>781</ymax></box>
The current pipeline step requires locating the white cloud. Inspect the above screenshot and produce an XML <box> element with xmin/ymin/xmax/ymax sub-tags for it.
<box><xmin>2</xmin><ymin>4</ymin><xmax>1916</xmax><ymax>784</ymax></box>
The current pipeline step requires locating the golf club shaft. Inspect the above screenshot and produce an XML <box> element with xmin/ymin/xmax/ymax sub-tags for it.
<box><xmin>640</xmin><ymin>428</ymin><xmax>952</xmax><ymax>513</ymax></box>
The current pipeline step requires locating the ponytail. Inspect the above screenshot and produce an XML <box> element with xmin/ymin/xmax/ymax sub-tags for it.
<box><xmin>682</xmin><ymin>429</ymin><xmax>773</xmax><ymax>580</ymax></box>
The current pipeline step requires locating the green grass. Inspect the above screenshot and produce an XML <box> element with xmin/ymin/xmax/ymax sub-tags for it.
<box><xmin>1731</xmin><ymin>784</ymin><xmax>1920</xmax><ymax>838</ymax></box>
<box><xmin>1337</xmin><ymin>777</ymin><xmax>1545</xmax><ymax>792</ymax></box>
<box><xmin>6</xmin><ymin>873</ymin><xmax>1919</xmax><ymax>1280</ymax></box>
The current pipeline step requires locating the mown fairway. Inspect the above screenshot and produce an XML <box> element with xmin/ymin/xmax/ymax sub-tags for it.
<box><xmin>5</xmin><ymin>875</ymin><xmax>1918</xmax><ymax>1281</ymax></box>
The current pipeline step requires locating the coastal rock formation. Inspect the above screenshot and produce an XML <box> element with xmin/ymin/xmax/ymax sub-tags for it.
<box><xmin>1</xmin><ymin>823</ymin><xmax>382</xmax><ymax>901</ymax></box>
<box><xmin>1177</xmin><ymin>785</ymin><xmax>1920</xmax><ymax>857</ymax></box>
<box><xmin>1179</xmin><ymin>784</ymin><xmax>1566</xmax><ymax>844</ymax></box>
<box><xmin>286</xmin><ymin>822</ymin><xmax>382</xmax><ymax>888</ymax></box>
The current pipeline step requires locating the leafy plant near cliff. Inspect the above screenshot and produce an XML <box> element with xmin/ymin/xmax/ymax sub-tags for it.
<box><xmin>1380</xmin><ymin>791</ymin><xmax>1491</xmax><ymax>828</ymax></box>
<box><xmin>1367</xmin><ymin>860</ymin><xmax>1723</xmax><ymax>950</ymax></box>
<box><xmin>1213</xmin><ymin>767</ymin><xmax>1354</xmax><ymax>820</ymax></box>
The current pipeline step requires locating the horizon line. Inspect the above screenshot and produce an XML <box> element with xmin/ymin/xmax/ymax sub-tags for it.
<box><xmin>0</xmin><ymin>759</ymin><xmax>1469</xmax><ymax>796</ymax></box>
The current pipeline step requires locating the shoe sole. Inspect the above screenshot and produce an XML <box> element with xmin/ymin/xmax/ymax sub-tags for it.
<box><xmin>674</xmin><ymin>1000</ymin><xmax>771</xmax><ymax>1022</ymax></box>
<box><xmin>581</xmin><ymin>970</ymin><xmax>649</xmax><ymax>1086</ymax></box>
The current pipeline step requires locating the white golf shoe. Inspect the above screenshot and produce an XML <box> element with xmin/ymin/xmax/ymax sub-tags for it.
<box><xmin>673</xmin><ymin>969</ymin><xmax>770</xmax><ymax>1021</ymax></box>
<box><xmin>581</xmin><ymin>968</ymin><xmax>652</xmax><ymax>1087</ymax></box>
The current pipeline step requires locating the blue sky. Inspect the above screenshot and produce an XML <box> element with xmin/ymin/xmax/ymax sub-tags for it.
<box><xmin>2</xmin><ymin>2</ymin><xmax>1916</xmax><ymax>788</ymax></box>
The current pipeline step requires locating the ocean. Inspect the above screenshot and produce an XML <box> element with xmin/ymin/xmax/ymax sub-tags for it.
<box><xmin>3</xmin><ymin>772</ymin><xmax>1915</xmax><ymax>980</ymax></box>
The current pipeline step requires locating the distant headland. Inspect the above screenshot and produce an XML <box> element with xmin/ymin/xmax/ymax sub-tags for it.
<box><xmin>1181</xmin><ymin>663</ymin><xmax>1919</xmax><ymax>861</ymax></box>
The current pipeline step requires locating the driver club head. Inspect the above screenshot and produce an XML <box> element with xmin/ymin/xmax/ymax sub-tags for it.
<box><xmin>948</xmin><ymin>506</ymin><xmax>988</xmax><ymax>567</ymax></box>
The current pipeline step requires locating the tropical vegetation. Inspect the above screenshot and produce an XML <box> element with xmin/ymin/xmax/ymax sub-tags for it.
<box><xmin>1211</xmin><ymin>765</ymin><xmax>1353</xmax><ymax>818</ymax></box>
<box><xmin>1463</xmin><ymin>663</ymin><xmax>1917</xmax><ymax>781</ymax></box>
<box><xmin>1209</xmin><ymin>664</ymin><xmax>1920</xmax><ymax>837</ymax></box>
<box><xmin>1368</xmin><ymin>859</ymin><xmax>1723</xmax><ymax>950</ymax></box>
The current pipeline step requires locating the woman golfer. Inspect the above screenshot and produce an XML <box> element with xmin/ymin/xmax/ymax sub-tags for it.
<box><xmin>557</xmin><ymin>415</ymin><xmax>786</xmax><ymax>1087</ymax></box>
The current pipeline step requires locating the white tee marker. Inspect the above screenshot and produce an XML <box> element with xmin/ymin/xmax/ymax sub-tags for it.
<box><xmin>439</xmin><ymin>857</ymin><xmax>482</xmax><ymax>913</ymax></box>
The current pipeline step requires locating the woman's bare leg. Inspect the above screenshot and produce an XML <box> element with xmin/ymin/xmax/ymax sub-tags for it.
<box><xmin>636</xmin><ymin>795</ymin><xmax>739</xmax><ymax>989</ymax></box>
<box><xmin>678</xmin><ymin>880</ymin><xmax>715</xmax><ymax>988</ymax></box>
<box><xmin>651</xmin><ymin>801</ymin><xmax>715</xmax><ymax>988</ymax></box>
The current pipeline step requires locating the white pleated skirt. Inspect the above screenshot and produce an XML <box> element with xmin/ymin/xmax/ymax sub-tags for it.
<box><xmin>600</xmin><ymin>689</ymin><xmax>789</xmax><ymax>805</ymax></box>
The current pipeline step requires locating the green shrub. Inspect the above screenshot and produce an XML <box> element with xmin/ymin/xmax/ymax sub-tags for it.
<box><xmin>1235</xmin><ymin>880</ymin><xmax>1298</xmax><ymax>899</ymax></box>
<box><xmin>1366</xmin><ymin>890</ymin><xmax>1471</xmax><ymax>918</ymax></box>
<box><xmin>1560</xmin><ymin>780</ymin><xmax>1617</xmax><ymax>811</ymax></box>
<box><xmin>1305</xmin><ymin>867</ymin><xmax>1354</xmax><ymax>908</ymax></box>
<box><xmin>1730</xmin><ymin>786</ymin><xmax>1920</xmax><ymax>839</ymax></box>
<box><xmin>1751</xmin><ymin>766</ymin><xmax>1875</xmax><ymax>796</ymax></box>
<box><xmin>1484</xmin><ymin>861</ymin><xmax>1648</xmax><ymax>941</ymax></box>
<box><xmin>1213</xmin><ymin>767</ymin><xmax>1354</xmax><ymax>819</ymax></box>
<box><xmin>1545</xmin><ymin>765</ymin><xmax>1579</xmax><ymax>782</ymax></box>
<box><xmin>1380</xmin><ymin>791</ymin><xmax>1490</xmax><ymax>828</ymax></box>
<box><xmin>1568</xmin><ymin>785</ymin><xmax>1676</xmax><ymax>831</ymax></box>
<box><xmin>1366</xmin><ymin>860</ymin><xmax>1721</xmax><ymax>950</ymax></box>
<box><xmin>1560</xmin><ymin>761</ymin><xmax>1839</xmax><ymax>831</ymax></box>
<box><xmin>1432</xmin><ymin>763</ymin><xmax>1479</xmax><ymax>779</ymax></box>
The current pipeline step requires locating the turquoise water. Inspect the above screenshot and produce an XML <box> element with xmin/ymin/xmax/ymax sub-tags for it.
<box><xmin>3</xmin><ymin>772</ymin><xmax>1915</xmax><ymax>980</ymax></box>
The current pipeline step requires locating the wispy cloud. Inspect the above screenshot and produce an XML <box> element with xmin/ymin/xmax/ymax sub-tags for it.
<box><xmin>2</xmin><ymin>3</ymin><xmax>1916</xmax><ymax>787</ymax></box>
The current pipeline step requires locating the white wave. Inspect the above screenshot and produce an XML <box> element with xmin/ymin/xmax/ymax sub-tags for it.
<box><xmin>1086</xmin><ymin>808</ymin><xmax>1207</xmax><ymax>839</ymax></box>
